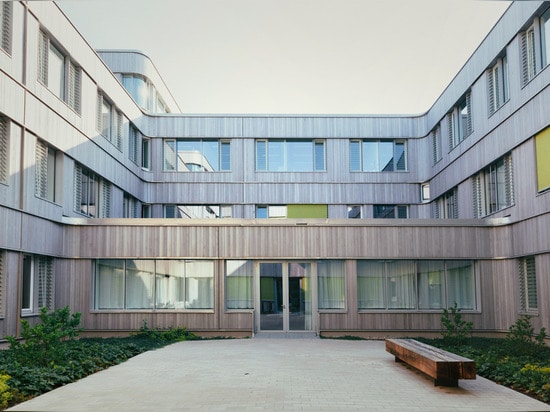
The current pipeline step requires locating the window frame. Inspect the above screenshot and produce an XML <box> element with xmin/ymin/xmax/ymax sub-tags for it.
<box><xmin>373</xmin><ymin>205</ymin><xmax>409</xmax><ymax>219</ymax></box>
<box><xmin>448</xmin><ymin>92</ymin><xmax>472</xmax><ymax>151</ymax></box>
<box><xmin>518</xmin><ymin>256</ymin><xmax>538</xmax><ymax>313</ymax></box>
<box><xmin>163</xmin><ymin>138</ymin><xmax>231</xmax><ymax>172</ymax></box>
<box><xmin>487</xmin><ymin>54</ymin><xmax>509</xmax><ymax>116</ymax></box>
<box><xmin>472</xmin><ymin>154</ymin><xmax>514</xmax><ymax>218</ymax></box>
<box><xmin>38</xmin><ymin>31</ymin><xmax>81</xmax><ymax>113</ymax></box>
<box><xmin>350</xmin><ymin>139</ymin><xmax>407</xmax><ymax>172</ymax></box>
<box><xmin>255</xmin><ymin>139</ymin><xmax>326</xmax><ymax>172</ymax></box>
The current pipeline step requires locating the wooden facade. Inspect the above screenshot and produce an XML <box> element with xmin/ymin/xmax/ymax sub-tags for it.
<box><xmin>0</xmin><ymin>2</ymin><xmax>549</xmax><ymax>338</ymax></box>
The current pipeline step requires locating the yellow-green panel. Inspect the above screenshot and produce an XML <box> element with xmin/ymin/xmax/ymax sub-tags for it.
<box><xmin>287</xmin><ymin>204</ymin><xmax>328</xmax><ymax>218</ymax></box>
<box><xmin>536</xmin><ymin>127</ymin><xmax>550</xmax><ymax>192</ymax></box>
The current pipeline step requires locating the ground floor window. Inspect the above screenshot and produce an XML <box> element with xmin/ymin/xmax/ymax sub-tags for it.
<box><xmin>225</xmin><ymin>260</ymin><xmax>254</xmax><ymax>309</ymax></box>
<box><xmin>94</xmin><ymin>259</ymin><xmax>214</xmax><ymax>310</ymax></box>
<box><xmin>318</xmin><ymin>260</ymin><xmax>345</xmax><ymax>309</ymax></box>
<box><xmin>357</xmin><ymin>260</ymin><xmax>475</xmax><ymax>311</ymax></box>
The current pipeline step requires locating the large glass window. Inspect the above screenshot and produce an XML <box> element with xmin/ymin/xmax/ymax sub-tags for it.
<box><xmin>94</xmin><ymin>259</ymin><xmax>214</xmax><ymax>310</ymax></box>
<box><xmin>317</xmin><ymin>260</ymin><xmax>345</xmax><ymax>309</ymax></box>
<box><xmin>226</xmin><ymin>260</ymin><xmax>254</xmax><ymax>309</ymax></box>
<box><xmin>256</xmin><ymin>139</ymin><xmax>325</xmax><ymax>172</ymax></box>
<box><xmin>164</xmin><ymin>205</ymin><xmax>232</xmax><ymax>219</ymax></box>
<box><xmin>373</xmin><ymin>205</ymin><xmax>408</xmax><ymax>219</ymax></box>
<box><xmin>357</xmin><ymin>260</ymin><xmax>475</xmax><ymax>311</ymax></box>
<box><xmin>350</xmin><ymin>139</ymin><xmax>406</xmax><ymax>172</ymax></box>
<box><xmin>164</xmin><ymin>139</ymin><xmax>230</xmax><ymax>172</ymax></box>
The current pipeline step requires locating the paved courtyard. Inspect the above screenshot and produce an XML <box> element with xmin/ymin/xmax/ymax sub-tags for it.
<box><xmin>8</xmin><ymin>337</ymin><xmax>550</xmax><ymax>411</ymax></box>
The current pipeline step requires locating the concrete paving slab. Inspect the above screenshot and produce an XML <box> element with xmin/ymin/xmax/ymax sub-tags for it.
<box><xmin>7</xmin><ymin>338</ymin><xmax>550</xmax><ymax>411</ymax></box>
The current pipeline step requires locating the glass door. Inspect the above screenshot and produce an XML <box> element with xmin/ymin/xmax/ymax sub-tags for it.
<box><xmin>258</xmin><ymin>262</ymin><xmax>313</xmax><ymax>332</ymax></box>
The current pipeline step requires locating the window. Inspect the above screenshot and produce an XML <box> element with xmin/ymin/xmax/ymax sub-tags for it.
<box><xmin>472</xmin><ymin>154</ymin><xmax>514</xmax><ymax>218</ymax></box>
<box><xmin>0</xmin><ymin>250</ymin><xmax>5</xmax><ymax>317</ymax></box>
<box><xmin>1</xmin><ymin>1</ymin><xmax>12</xmax><ymax>54</ymax></box>
<box><xmin>256</xmin><ymin>204</ymin><xmax>328</xmax><ymax>219</ymax></box>
<box><xmin>357</xmin><ymin>260</ymin><xmax>475</xmax><ymax>311</ymax></box>
<box><xmin>122</xmin><ymin>74</ymin><xmax>169</xmax><ymax>113</ymax></box>
<box><xmin>518</xmin><ymin>256</ymin><xmax>537</xmax><ymax>313</ymax></box>
<box><xmin>38</xmin><ymin>31</ymin><xmax>81</xmax><ymax>112</ymax></box>
<box><xmin>318</xmin><ymin>260</ymin><xmax>345</xmax><ymax>309</ymax></box>
<box><xmin>256</xmin><ymin>139</ymin><xmax>325</xmax><ymax>172</ymax></box>
<box><xmin>22</xmin><ymin>255</ymin><xmax>33</xmax><ymax>313</ymax></box>
<box><xmin>94</xmin><ymin>259</ymin><xmax>214</xmax><ymax>310</ymax></box>
<box><xmin>141</xmin><ymin>137</ymin><xmax>150</xmax><ymax>170</ymax></box>
<box><xmin>487</xmin><ymin>54</ymin><xmax>509</xmax><ymax>116</ymax></box>
<box><xmin>0</xmin><ymin>116</ymin><xmax>8</xmax><ymax>184</ymax></box>
<box><xmin>431</xmin><ymin>127</ymin><xmax>442</xmax><ymax>165</ymax></box>
<box><xmin>521</xmin><ymin>25</ymin><xmax>538</xmax><ymax>85</ymax></box>
<box><xmin>373</xmin><ymin>205</ymin><xmax>408</xmax><ymax>219</ymax></box>
<box><xmin>74</xmin><ymin>164</ymin><xmax>111</xmax><ymax>218</ymax></box>
<box><xmin>164</xmin><ymin>139</ymin><xmax>230</xmax><ymax>171</ymax></box>
<box><xmin>96</xmin><ymin>93</ymin><xmax>123</xmax><ymax>150</ymax></box>
<box><xmin>142</xmin><ymin>204</ymin><xmax>151</xmax><ymax>218</ymax></box>
<box><xmin>347</xmin><ymin>205</ymin><xmax>361</xmax><ymax>219</ymax></box>
<box><xmin>164</xmin><ymin>205</ymin><xmax>232</xmax><ymax>219</ymax></box>
<box><xmin>448</xmin><ymin>93</ymin><xmax>472</xmax><ymax>150</ymax></box>
<box><xmin>35</xmin><ymin>140</ymin><xmax>57</xmax><ymax>202</ymax></box>
<box><xmin>432</xmin><ymin>187</ymin><xmax>458</xmax><ymax>219</ymax></box>
<box><xmin>129</xmin><ymin>125</ymin><xmax>139</xmax><ymax>164</ymax></box>
<box><xmin>37</xmin><ymin>256</ymin><xmax>53</xmax><ymax>310</ymax></box>
<box><xmin>226</xmin><ymin>260</ymin><xmax>253</xmax><ymax>309</ymax></box>
<box><xmin>535</xmin><ymin>126</ymin><xmax>550</xmax><ymax>192</ymax></box>
<box><xmin>542</xmin><ymin>8</ymin><xmax>550</xmax><ymax>67</ymax></box>
<box><xmin>350</xmin><ymin>139</ymin><xmax>406</xmax><ymax>172</ymax></box>
<box><xmin>123</xmin><ymin>193</ymin><xmax>140</xmax><ymax>218</ymax></box>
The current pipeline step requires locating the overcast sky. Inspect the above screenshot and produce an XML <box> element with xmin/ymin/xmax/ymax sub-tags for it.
<box><xmin>58</xmin><ymin>0</ymin><xmax>511</xmax><ymax>115</ymax></box>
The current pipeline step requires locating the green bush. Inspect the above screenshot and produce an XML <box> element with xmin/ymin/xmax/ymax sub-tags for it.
<box><xmin>6</xmin><ymin>306</ymin><xmax>82</xmax><ymax>367</ymax></box>
<box><xmin>505</xmin><ymin>315</ymin><xmax>547</xmax><ymax>355</ymax></box>
<box><xmin>440</xmin><ymin>302</ymin><xmax>473</xmax><ymax>344</ymax></box>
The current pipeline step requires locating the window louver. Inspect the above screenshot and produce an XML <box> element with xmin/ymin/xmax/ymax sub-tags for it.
<box><xmin>1</xmin><ymin>2</ymin><xmax>12</xmax><ymax>54</ymax></box>
<box><xmin>38</xmin><ymin>31</ymin><xmax>49</xmax><ymax>85</ymax></box>
<box><xmin>38</xmin><ymin>256</ymin><xmax>53</xmax><ymax>310</ymax></box>
<box><xmin>35</xmin><ymin>140</ymin><xmax>48</xmax><ymax>198</ymax></box>
<box><xmin>73</xmin><ymin>164</ymin><xmax>82</xmax><ymax>213</ymax></box>
<box><xmin>0</xmin><ymin>116</ymin><xmax>8</xmax><ymax>183</ymax></box>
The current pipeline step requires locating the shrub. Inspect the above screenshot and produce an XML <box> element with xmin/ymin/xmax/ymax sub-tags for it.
<box><xmin>0</xmin><ymin>374</ymin><xmax>13</xmax><ymax>410</ymax></box>
<box><xmin>505</xmin><ymin>315</ymin><xmax>547</xmax><ymax>356</ymax></box>
<box><xmin>6</xmin><ymin>306</ymin><xmax>82</xmax><ymax>367</ymax></box>
<box><xmin>440</xmin><ymin>302</ymin><xmax>473</xmax><ymax>345</ymax></box>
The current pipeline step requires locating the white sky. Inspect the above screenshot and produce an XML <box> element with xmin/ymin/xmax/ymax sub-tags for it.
<box><xmin>58</xmin><ymin>0</ymin><xmax>511</xmax><ymax>115</ymax></box>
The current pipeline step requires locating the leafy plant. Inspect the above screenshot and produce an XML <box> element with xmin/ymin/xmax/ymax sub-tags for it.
<box><xmin>505</xmin><ymin>315</ymin><xmax>547</xmax><ymax>356</ymax></box>
<box><xmin>440</xmin><ymin>302</ymin><xmax>473</xmax><ymax>344</ymax></box>
<box><xmin>6</xmin><ymin>306</ymin><xmax>82</xmax><ymax>367</ymax></box>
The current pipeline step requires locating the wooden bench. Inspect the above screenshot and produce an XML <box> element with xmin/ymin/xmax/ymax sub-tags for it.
<box><xmin>385</xmin><ymin>338</ymin><xmax>476</xmax><ymax>387</ymax></box>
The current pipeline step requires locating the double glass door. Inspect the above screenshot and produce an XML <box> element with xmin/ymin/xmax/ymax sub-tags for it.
<box><xmin>258</xmin><ymin>262</ymin><xmax>313</xmax><ymax>331</ymax></box>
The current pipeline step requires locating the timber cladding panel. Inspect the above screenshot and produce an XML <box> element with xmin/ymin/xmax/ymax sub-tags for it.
<box><xmin>61</xmin><ymin>219</ymin><xmax>505</xmax><ymax>260</ymax></box>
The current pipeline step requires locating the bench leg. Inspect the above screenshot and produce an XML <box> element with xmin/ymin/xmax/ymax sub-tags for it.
<box><xmin>434</xmin><ymin>377</ymin><xmax>459</xmax><ymax>387</ymax></box>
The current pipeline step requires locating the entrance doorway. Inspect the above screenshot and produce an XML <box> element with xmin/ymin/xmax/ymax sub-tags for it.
<box><xmin>258</xmin><ymin>262</ymin><xmax>313</xmax><ymax>332</ymax></box>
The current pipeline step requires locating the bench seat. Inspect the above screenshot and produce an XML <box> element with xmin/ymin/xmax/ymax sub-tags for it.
<box><xmin>385</xmin><ymin>338</ymin><xmax>476</xmax><ymax>387</ymax></box>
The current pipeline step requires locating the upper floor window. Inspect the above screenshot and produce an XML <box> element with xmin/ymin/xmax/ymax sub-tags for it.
<box><xmin>38</xmin><ymin>31</ymin><xmax>81</xmax><ymax>113</ymax></box>
<box><xmin>122</xmin><ymin>74</ymin><xmax>169</xmax><ymax>113</ymax></box>
<box><xmin>535</xmin><ymin>126</ymin><xmax>550</xmax><ymax>192</ymax></box>
<box><xmin>0</xmin><ymin>1</ymin><xmax>12</xmax><ymax>55</ymax></box>
<box><xmin>96</xmin><ymin>92</ymin><xmax>123</xmax><ymax>151</ymax></box>
<box><xmin>487</xmin><ymin>54</ymin><xmax>509</xmax><ymax>116</ymax></box>
<box><xmin>542</xmin><ymin>8</ymin><xmax>550</xmax><ymax>68</ymax></box>
<box><xmin>520</xmin><ymin>9</ymin><xmax>550</xmax><ymax>87</ymax></box>
<box><xmin>0</xmin><ymin>115</ymin><xmax>8</xmax><ymax>184</ymax></box>
<box><xmin>74</xmin><ymin>164</ymin><xmax>111</xmax><ymax>218</ymax></box>
<box><xmin>123</xmin><ymin>193</ymin><xmax>140</xmax><ymax>218</ymax></box>
<box><xmin>431</xmin><ymin>127</ymin><xmax>442</xmax><ymax>165</ymax></box>
<box><xmin>373</xmin><ymin>205</ymin><xmax>408</xmax><ymax>219</ymax></box>
<box><xmin>432</xmin><ymin>187</ymin><xmax>458</xmax><ymax>219</ymax></box>
<box><xmin>142</xmin><ymin>138</ymin><xmax>151</xmax><ymax>170</ymax></box>
<box><xmin>35</xmin><ymin>139</ymin><xmax>58</xmax><ymax>202</ymax></box>
<box><xmin>350</xmin><ymin>139</ymin><xmax>406</xmax><ymax>172</ymax></box>
<box><xmin>164</xmin><ymin>205</ymin><xmax>232</xmax><ymax>219</ymax></box>
<box><xmin>164</xmin><ymin>139</ymin><xmax>230</xmax><ymax>172</ymax></box>
<box><xmin>256</xmin><ymin>139</ymin><xmax>325</xmax><ymax>172</ymax></box>
<box><xmin>472</xmin><ymin>154</ymin><xmax>514</xmax><ymax>218</ymax></box>
<box><xmin>448</xmin><ymin>92</ymin><xmax>472</xmax><ymax>150</ymax></box>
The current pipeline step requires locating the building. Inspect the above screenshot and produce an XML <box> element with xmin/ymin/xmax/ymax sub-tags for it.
<box><xmin>0</xmin><ymin>1</ymin><xmax>549</xmax><ymax>338</ymax></box>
